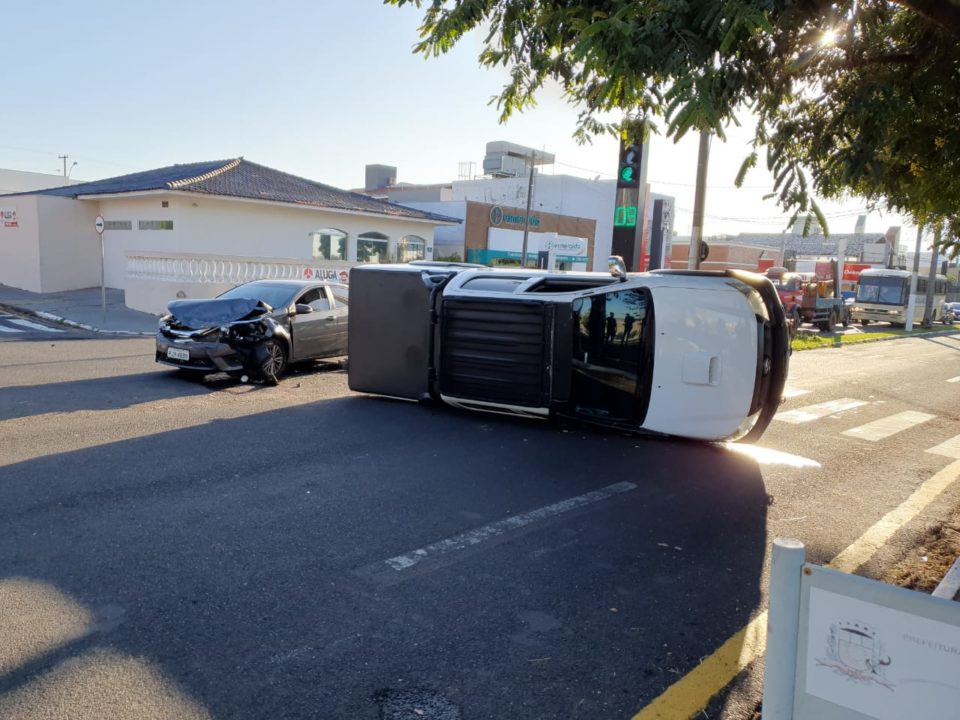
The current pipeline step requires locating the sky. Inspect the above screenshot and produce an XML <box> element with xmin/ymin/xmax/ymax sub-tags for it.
<box><xmin>1</xmin><ymin>0</ymin><xmax>919</xmax><ymax>241</ymax></box>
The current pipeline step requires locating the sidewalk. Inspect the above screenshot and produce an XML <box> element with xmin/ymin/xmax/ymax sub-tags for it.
<box><xmin>0</xmin><ymin>285</ymin><xmax>158</xmax><ymax>336</ymax></box>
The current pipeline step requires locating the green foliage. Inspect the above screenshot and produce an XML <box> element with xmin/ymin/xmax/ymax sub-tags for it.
<box><xmin>387</xmin><ymin>0</ymin><xmax>960</xmax><ymax>256</ymax></box>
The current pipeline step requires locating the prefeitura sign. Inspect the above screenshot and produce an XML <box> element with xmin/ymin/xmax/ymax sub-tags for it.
<box><xmin>794</xmin><ymin>564</ymin><xmax>960</xmax><ymax>720</ymax></box>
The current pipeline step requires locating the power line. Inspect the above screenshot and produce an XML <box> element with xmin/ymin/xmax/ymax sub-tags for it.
<box><xmin>550</xmin><ymin>159</ymin><xmax>775</xmax><ymax>190</ymax></box>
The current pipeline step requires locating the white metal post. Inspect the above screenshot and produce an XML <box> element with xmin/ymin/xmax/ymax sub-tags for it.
<box><xmin>762</xmin><ymin>538</ymin><xmax>806</xmax><ymax>720</ymax></box>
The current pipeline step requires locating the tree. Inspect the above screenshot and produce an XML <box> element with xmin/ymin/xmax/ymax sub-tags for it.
<box><xmin>386</xmin><ymin>0</ymin><xmax>960</xmax><ymax>257</ymax></box>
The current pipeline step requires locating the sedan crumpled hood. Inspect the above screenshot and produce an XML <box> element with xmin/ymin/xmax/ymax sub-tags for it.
<box><xmin>166</xmin><ymin>298</ymin><xmax>272</xmax><ymax>330</ymax></box>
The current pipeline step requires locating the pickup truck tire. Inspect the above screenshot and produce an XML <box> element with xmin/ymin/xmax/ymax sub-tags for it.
<box><xmin>860</xmin><ymin>319</ymin><xmax>870</xmax><ymax>326</ymax></box>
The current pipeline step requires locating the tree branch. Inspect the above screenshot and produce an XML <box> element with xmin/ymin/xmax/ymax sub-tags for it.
<box><xmin>895</xmin><ymin>0</ymin><xmax>960</xmax><ymax>37</ymax></box>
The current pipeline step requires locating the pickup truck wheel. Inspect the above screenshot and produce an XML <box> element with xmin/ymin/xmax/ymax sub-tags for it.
<box><xmin>259</xmin><ymin>340</ymin><xmax>288</xmax><ymax>385</ymax></box>
<box><xmin>860</xmin><ymin>319</ymin><xmax>870</xmax><ymax>326</ymax></box>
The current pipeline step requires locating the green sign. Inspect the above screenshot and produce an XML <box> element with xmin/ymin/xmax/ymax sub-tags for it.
<box><xmin>490</xmin><ymin>205</ymin><xmax>540</xmax><ymax>227</ymax></box>
<box><xmin>613</xmin><ymin>205</ymin><xmax>638</xmax><ymax>227</ymax></box>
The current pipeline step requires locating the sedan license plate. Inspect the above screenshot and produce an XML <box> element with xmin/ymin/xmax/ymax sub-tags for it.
<box><xmin>167</xmin><ymin>346</ymin><xmax>190</xmax><ymax>362</ymax></box>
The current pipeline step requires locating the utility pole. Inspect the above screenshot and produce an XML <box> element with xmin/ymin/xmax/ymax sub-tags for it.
<box><xmin>521</xmin><ymin>151</ymin><xmax>536</xmax><ymax>268</ymax></box>
<box><xmin>58</xmin><ymin>154</ymin><xmax>69</xmax><ymax>176</ymax></box>
<box><xmin>689</xmin><ymin>129</ymin><xmax>711</xmax><ymax>270</ymax></box>
<box><xmin>922</xmin><ymin>222</ymin><xmax>942</xmax><ymax>327</ymax></box>
<box><xmin>905</xmin><ymin>225</ymin><xmax>923</xmax><ymax>332</ymax></box>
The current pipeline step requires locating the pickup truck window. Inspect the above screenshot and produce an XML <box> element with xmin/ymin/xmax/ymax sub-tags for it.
<box><xmin>460</xmin><ymin>276</ymin><xmax>526</xmax><ymax>293</ymax></box>
<box><xmin>571</xmin><ymin>289</ymin><xmax>648</xmax><ymax>421</ymax></box>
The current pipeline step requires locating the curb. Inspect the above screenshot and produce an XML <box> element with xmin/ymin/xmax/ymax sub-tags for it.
<box><xmin>793</xmin><ymin>326</ymin><xmax>959</xmax><ymax>351</ymax></box>
<box><xmin>933</xmin><ymin>555</ymin><xmax>960</xmax><ymax>601</ymax></box>
<box><xmin>0</xmin><ymin>303</ymin><xmax>155</xmax><ymax>337</ymax></box>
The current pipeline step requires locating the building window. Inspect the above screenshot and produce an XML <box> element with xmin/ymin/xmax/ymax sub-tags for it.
<box><xmin>357</xmin><ymin>232</ymin><xmax>389</xmax><ymax>263</ymax></box>
<box><xmin>138</xmin><ymin>220</ymin><xmax>174</xmax><ymax>230</ymax></box>
<box><xmin>103</xmin><ymin>220</ymin><xmax>132</xmax><ymax>231</ymax></box>
<box><xmin>398</xmin><ymin>234</ymin><xmax>426</xmax><ymax>262</ymax></box>
<box><xmin>310</xmin><ymin>228</ymin><xmax>348</xmax><ymax>261</ymax></box>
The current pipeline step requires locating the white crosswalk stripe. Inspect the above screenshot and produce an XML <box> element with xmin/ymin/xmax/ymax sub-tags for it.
<box><xmin>7</xmin><ymin>317</ymin><xmax>64</xmax><ymax>332</ymax></box>
<box><xmin>0</xmin><ymin>315</ymin><xmax>65</xmax><ymax>333</ymax></box>
<box><xmin>842</xmin><ymin>411</ymin><xmax>936</xmax><ymax>442</ymax></box>
<box><xmin>774</xmin><ymin>398</ymin><xmax>868</xmax><ymax>424</ymax></box>
<box><xmin>947</xmin><ymin>376</ymin><xmax>960</xmax><ymax>384</ymax></box>
<box><xmin>782</xmin><ymin>387</ymin><xmax>811</xmax><ymax>399</ymax></box>
<box><xmin>927</xmin><ymin>435</ymin><xmax>960</xmax><ymax>460</ymax></box>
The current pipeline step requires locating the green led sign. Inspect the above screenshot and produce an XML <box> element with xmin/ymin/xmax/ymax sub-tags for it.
<box><xmin>613</xmin><ymin>205</ymin><xmax>638</xmax><ymax>227</ymax></box>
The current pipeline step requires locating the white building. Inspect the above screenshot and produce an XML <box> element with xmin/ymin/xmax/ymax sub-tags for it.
<box><xmin>365</xmin><ymin>160</ymin><xmax>675</xmax><ymax>272</ymax></box>
<box><xmin>0</xmin><ymin>168</ymin><xmax>80</xmax><ymax>194</ymax></box>
<box><xmin>0</xmin><ymin>158</ymin><xmax>458</xmax><ymax>314</ymax></box>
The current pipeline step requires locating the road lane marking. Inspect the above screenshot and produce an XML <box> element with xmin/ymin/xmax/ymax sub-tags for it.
<box><xmin>382</xmin><ymin>481</ymin><xmax>637</xmax><ymax>571</ymax></box>
<box><xmin>7</xmin><ymin>318</ymin><xmax>64</xmax><ymax>332</ymax></box>
<box><xmin>631</xmin><ymin>457</ymin><xmax>960</xmax><ymax>720</ymax></box>
<box><xmin>782</xmin><ymin>387</ymin><xmax>811</xmax><ymax>399</ymax></box>
<box><xmin>829</xmin><ymin>458</ymin><xmax>960</xmax><ymax>573</ymax></box>
<box><xmin>631</xmin><ymin>612</ymin><xmax>768</xmax><ymax>720</ymax></box>
<box><xmin>774</xmin><ymin>398</ymin><xmax>867</xmax><ymax>424</ymax></box>
<box><xmin>948</xmin><ymin>376</ymin><xmax>960</xmax><ymax>384</ymax></box>
<box><xmin>927</xmin><ymin>434</ymin><xmax>960</xmax><ymax>460</ymax></box>
<box><xmin>841</xmin><ymin>411</ymin><xmax>935</xmax><ymax>442</ymax></box>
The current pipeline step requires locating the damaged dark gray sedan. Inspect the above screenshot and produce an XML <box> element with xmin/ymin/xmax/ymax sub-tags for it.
<box><xmin>155</xmin><ymin>279</ymin><xmax>348</xmax><ymax>383</ymax></box>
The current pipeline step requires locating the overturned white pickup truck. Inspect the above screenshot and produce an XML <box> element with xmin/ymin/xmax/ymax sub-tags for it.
<box><xmin>347</xmin><ymin>259</ymin><xmax>789</xmax><ymax>442</ymax></box>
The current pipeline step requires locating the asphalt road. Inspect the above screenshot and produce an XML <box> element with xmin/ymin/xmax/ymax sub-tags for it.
<box><xmin>1</xmin><ymin>315</ymin><xmax>958</xmax><ymax>719</ymax></box>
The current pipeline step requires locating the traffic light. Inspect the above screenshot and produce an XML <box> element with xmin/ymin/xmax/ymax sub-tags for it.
<box><xmin>618</xmin><ymin>142</ymin><xmax>643</xmax><ymax>188</ymax></box>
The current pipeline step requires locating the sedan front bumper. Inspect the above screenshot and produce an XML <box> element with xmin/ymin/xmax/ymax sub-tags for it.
<box><xmin>155</xmin><ymin>333</ymin><xmax>245</xmax><ymax>373</ymax></box>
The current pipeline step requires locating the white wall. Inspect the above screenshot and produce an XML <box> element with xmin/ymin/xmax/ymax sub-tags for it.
<box><xmin>0</xmin><ymin>196</ymin><xmax>41</xmax><ymax>291</ymax></box>
<box><xmin>401</xmin><ymin>200</ymin><xmax>466</xmax><ymax>253</ymax></box>
<box><xmin>96</xmin><ymin>193</ymin><xmax>443</xmax><ymax>289</ymax></box>
<box><xmin>0</xmin><ymin>169</ymin><xmax>80</xmax><ymax>194</ymax></box>
<box><xmin>37</xmin><ymin>196</ymin><xmax>101</xmax><ymax>292</ymax></box>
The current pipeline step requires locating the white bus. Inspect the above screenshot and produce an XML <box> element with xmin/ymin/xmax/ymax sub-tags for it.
<box><xmin>850</xmin><ymin>268</ymin><xmax>952</xmax><ymax>326</ymax></box>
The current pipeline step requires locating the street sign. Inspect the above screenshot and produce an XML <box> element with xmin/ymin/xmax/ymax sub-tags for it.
<box><xmin>95</xmin><ymin>215</ymin><xmax>105</xmax><ymax>235</ymax></box>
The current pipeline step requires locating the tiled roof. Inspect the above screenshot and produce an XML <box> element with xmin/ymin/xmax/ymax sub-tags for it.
<box><xmin>4</xmin><ymin>159</ymin><xmax>460</xmax><ymax>224</ymax></box>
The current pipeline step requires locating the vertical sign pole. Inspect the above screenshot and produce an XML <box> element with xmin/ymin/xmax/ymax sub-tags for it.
<box><xmin>95</xmin><ymin>215</ymin><xmax>106</xmax><ymax>326</ymax></box>
<box><xmin>762</xmin><ymin>538</ymin><xmax>806</xmax><ymax>720</ymax></box>
<box><xmin>521</xmin><ymin>151</ymin><xmax>536</xmax><ymax>268</ymax></box>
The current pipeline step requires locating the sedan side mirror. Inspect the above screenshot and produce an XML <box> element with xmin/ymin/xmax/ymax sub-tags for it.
<box><xmin>294</xmin><ymin>303</ymin><xmax>314</xmax><ymax>315</ymax></box>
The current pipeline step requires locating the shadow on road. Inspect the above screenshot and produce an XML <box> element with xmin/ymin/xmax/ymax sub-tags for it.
<box><xmin>0</xmin><ymin>395</ymin><xmax>770</xmax><ymax>719</ymax></box>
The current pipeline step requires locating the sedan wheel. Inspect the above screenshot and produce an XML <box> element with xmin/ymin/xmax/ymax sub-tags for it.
<box><xmin>259</xmin><ymin>340</ymin><xmax>288</xmax><ymax>384</ymax></box>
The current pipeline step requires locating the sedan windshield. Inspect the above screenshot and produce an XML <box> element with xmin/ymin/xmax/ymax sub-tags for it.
<box><xmin>218</xmin><ymin>283</ymin><xmax>297</xmax><ymax>310</ymax></box>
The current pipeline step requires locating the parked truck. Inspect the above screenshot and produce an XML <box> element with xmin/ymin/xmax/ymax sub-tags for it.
<box><xmin>764</xmin><ymin>260</ymin><xmax>849</xmax><ymax>333</ymax></box>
